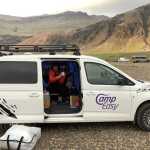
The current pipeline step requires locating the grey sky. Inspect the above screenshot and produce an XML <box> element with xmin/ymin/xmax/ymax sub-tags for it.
<box><xmin>0</xmin><ymin>0</ymin><xmax>149</xmax><ymax>17</ymax></box>
<box><xmin>86</xmin><ymin>0</ymin><xmax>150</xmax><ymax>16</ymax></box>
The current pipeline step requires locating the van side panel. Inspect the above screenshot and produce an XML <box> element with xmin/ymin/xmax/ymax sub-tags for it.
<box><xmin>0</xmin><ymin>59</ymin><xmax>44</xmax><ymax>123</ymax></box>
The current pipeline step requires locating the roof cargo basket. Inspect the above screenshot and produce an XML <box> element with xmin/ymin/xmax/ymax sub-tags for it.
<box><xmin>0</xmin><ymin>44</ymin><xmax>81</xmax><ymax>56</ymax></box>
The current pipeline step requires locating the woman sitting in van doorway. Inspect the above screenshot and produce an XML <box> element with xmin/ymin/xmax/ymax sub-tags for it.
<box><xmin>48</xmin><ymin>64</ymin><xmax>68</xmax><ymax>104</ymax></box>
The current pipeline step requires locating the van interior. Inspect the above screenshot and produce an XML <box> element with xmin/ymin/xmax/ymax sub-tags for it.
<box><xmin>42</xmin><ymin>60</ymin><xmax>82</xmax><ymax>114</ymax></box>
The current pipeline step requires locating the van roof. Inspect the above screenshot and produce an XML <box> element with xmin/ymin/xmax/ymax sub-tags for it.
<box><xmin>0</xmin><ymin>54</ymin><xmax>110</xmax><ymax>67</ymax></box>
<box><xmin>0</xmin><ymin>44</ymin><xmax>81</xmax><ymax>56</ymax></box>
<box><xmin>0</xmin><ymin>44</ymin><xmax>109</xmax><ymax>65</ymax></box>
<box><xmin>0</xmin><ymin>54</ymin><xmax>104</xmax><ymax>62</ymax></box>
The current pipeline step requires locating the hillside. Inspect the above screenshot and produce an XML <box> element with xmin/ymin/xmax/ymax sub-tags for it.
<box><xmin>0</xmin><ymin>11</ymin><xmax>108</xmax><ymax>36</ymax></box>
<box><xmin>19</xmin><ymin>4</ymin><xmax>150</xmax><ymax>53</ymax></box>
<box><xmin>0</xmin><ymin>35</ymin><xmax>27</xmax><ymax>44</ymax></box>
<box><xmin>70</xmin><ymin>4</ymin><xmax>150</xmax><ymax>52</ymax></box>
<box><xmin>6</xmin><ymin>4</ymin><xmax>150</xmax><ymax>53</ymax></box>
<box><xmin>24</xmin><ymin>5</ymin><xmax>150</xmax><ymax>53</ymax></box>
<box><xmin>19</xmin><ymin>33</ymin><xmax>51</xmax><ymax>45</ymax></box>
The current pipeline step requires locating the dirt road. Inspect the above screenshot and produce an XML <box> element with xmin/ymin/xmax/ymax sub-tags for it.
<box><xmin>112</xmin><ymin>62</ymin><xmax>150</xmax><ymax>81</ymax></box>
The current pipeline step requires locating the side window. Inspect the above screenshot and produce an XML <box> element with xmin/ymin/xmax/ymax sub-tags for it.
<box><xmin>0</xmin><ymin>61</ymin><xmax>37</xmax><ymax>84</ymax></box>
<box><xmin>85</xmin><ymin>62</ymin><xmax>133</xmax><ymax>85</ymax></box>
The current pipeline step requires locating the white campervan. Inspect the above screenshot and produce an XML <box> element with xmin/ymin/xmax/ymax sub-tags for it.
<box><xmin>0</xmin><ymin>45</ymin><xmax>150</xmax><ymax>131</ymax></box>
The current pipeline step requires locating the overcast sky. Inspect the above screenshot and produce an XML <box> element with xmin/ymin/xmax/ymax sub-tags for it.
<box><xmin>0</xmin><ymin>0</ymin><xmax>149</xmax><ymax>17</ymax></box>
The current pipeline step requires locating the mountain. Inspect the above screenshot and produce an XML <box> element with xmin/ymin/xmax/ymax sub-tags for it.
<box><xmin>0</xmin><ymin>35</ymin><xmax>27</xmax><ymax>44</ymax></box>
<box><xmin>69</xmin><ymin>4</ymin><xmax>150</xmax><ymax>52</ymax></box>
<box><xmin>0</xmin><ymin>15</ymin><xmax>22</xmax><ymax>21</ymax></box>
<box><xmin>19</xmin><ymin>33</ymin><xmax>51</xmax><ymax>45</ymax></box>
<box><xmin>0</xmin><ymin>11</ymin><xmax>108</xmax><ymax>36</ymax></box>
<box><xmin>21</xmin><ymin>3</ymin><xmax>150</xmax><ymax>53</ymax></box>
<box><xmin>6</xmin><ymin>4</ymin><xmax>150</xmax><ymax>53</ymax></box>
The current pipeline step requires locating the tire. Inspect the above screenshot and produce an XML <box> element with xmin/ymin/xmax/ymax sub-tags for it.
<box><xmin>136</xmin><ymin>103</ymin><xmax>150</xmax><ymax>131</ymax></box>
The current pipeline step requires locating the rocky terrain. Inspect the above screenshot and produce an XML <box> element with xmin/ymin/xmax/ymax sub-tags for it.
<box><xmin>1</xmin><ymin>4</ymin><xmax>150</xmax><ymax>53</ymax></box>
<box><xmin>0</xmin><ymin>11</ymin><xmax>108</xmax><ymax>36</ymax></box>
<box><xmin>52</xmin><ymin>3</ymin><xmax>150</xmax><ymax>52</ymax></box>
<box><xmin>19</xmin><ymin>4</ymin><xmax>150</xmax><ymax>53</ymax></box>
<box><xmin>71</xmin><ymin>3</ymin><xmax>150</xmax><ymax>52</ymax></box>
<box><xmin>0</xmin><ymin>35</ymin><xmax>27</xmax><ymax>44</ymax></box>
<box><xmin>0</xmin><ymin>11</ymin><xmax>108</xmax><ymax>46</ymax></box>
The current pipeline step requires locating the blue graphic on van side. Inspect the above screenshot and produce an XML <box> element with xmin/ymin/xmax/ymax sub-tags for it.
<box><xmin>96</xmin><ymin>94</ymin><xmax>119</xmax><ymax>110</ymax></box>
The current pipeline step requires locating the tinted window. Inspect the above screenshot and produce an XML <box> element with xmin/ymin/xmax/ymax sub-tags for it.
<box><xmin>85</xmin><ymin>62</ymin><xmax>133</xmax><ymax>85</ymax></box>
<box><xmin>0</xmin><ymin>61</ymin><xmax>37</xmax><ymax>84</ymax></box>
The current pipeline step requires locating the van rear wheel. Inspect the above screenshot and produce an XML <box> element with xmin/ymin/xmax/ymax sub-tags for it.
<box><xmin>136</xmin><ymin>103</ymin><xmax>150</xmax><ymax>131</ymax></box>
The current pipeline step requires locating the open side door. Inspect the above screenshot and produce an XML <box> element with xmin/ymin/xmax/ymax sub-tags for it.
<box><xmin>42</xmin><ymin>59</ymin><xmax>84</xmax><ymax>121</ymax></box>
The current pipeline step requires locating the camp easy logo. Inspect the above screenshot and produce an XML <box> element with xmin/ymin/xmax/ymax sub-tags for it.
<box><xmin>96</xmin><ymin>94</ymin><xmax>119</xmax><ymax>110</ymax></box>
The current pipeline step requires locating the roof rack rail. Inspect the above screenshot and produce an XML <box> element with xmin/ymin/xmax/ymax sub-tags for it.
<box><xmin>0</xmin><ymin>44</ymin><xmax>81</xmax><ymax>56</ymax></box>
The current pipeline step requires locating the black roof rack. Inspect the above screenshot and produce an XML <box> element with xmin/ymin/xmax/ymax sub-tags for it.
<box><xmin>0</xmin><ymin>44</ymin><xmax>81</xmax><ymax>56</ymax></box>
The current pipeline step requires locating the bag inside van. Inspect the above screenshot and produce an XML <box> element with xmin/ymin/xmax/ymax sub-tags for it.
<box><xmin>42</xmin><ymin>60</ymin><xmax>82</xmax><ymax>114</ymax></box>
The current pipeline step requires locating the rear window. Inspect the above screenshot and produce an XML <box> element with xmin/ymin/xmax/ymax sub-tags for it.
<box><xmin>0</xmin><ymin>61</ymin><xmax>37</xmax><ymax>84</ymax></box>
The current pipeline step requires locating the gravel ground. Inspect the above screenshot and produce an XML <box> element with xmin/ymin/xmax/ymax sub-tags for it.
<box><xmin>1</xmin><ymin>62</ymin><xmax>150</xmax><ymax>150</ymax></box>
<box><xmin>112</xmin><ymin>62</ymin><xmax>150</xmax><ymax>81</ymax></box>
<box><xmin>34</xmin><ymin>123</ymin><xmax>150</xmax><ymax>150</ymax></box>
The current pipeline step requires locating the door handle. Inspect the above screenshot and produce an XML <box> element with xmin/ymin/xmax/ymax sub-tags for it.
<box><xmin>29</xmin><ymin>93</ymin><xmax>40</xmax><ymax>98</ymax></box>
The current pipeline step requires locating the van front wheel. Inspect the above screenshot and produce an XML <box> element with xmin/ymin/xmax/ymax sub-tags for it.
<box><xmin>136</xmin><ymin>103</ymin><xmax>150</xmax><ymax>131</ymax></box>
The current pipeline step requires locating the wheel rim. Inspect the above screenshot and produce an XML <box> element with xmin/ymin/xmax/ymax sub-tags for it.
<box><xmin>143</xmin><ymin>109</ymin><xmax>150</xmax><ymax>128</ymax></box>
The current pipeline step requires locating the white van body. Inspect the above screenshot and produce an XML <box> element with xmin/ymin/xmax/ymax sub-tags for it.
<box><xmin>0</xmin><ymin>54</ymin><xmax>150</xmax><ymax>128</ymax></box>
